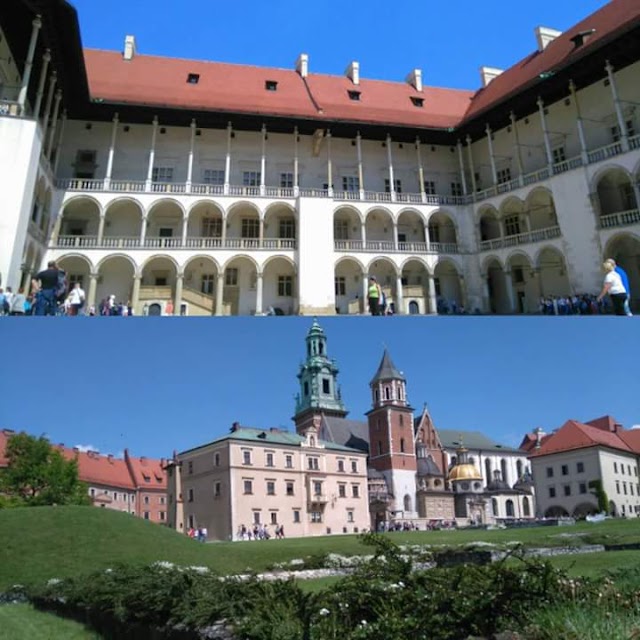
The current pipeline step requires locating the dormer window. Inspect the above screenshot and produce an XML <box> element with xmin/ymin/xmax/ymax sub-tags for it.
<box><xmin>348</xmin><ymin>90</ymin><xmax>361</xmax><ymax>101</ymax></box>
<box><xmin>410</xmin><ymin>96</ymin><xmax>424</xmax><ymax>107</ymax></box>
<box><xmin>570</xmin><ymin>29</ymin><xmax>596</xmax><ymax>49</ymax></box>
<box><xmin>265</xmin><ymin>80</ymin><xmax>278</xmax><ymax>91</ymax></box>
<box><xmin>187</xmin><ymin>73</ymin><xmax>200</xmax><ymax>84</ymax></box>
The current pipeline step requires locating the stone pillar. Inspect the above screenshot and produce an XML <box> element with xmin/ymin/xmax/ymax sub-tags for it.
<box><xmin>224</xmin><ymin>122</ymin><xmax>232</xmax><ymax>195</ymax></box>
<box><xmin>456</xmin><ymin>140</ymin><xmax>468</xmax><ymax>195</ymax></box>
<box><xmin>41</xmin><ymin>72</ymin><xmax>57</xmax><ymax>143</ymax></box>
<box><xmin>504</xmin><ymin>270</ymin><xmax>515</xmax><ymax>313</ymax></box>
<box><xmin>105</xmin><ymin>112</ymin><xmax>119</xmax><ymax>189</ymax></box>
<box><xmin>386</xmin><ymin>133</ymin><xmax>396</xmax><ymax>201</ymax></box>
<box><xmin>485</xmin><ymin>124</ymin><xmax>498</xmax><ymax>186</ymax></box>
<box><xmin>97</xmin><ymin>215</ymin><xmax>106</xmax><ymax>244</ymax></box>
<box><xmin>18</xmin><ymin>15</ymin><xmax>42</xmax><ymax>115</ymax></box>
<box><xmin>131</xmin><ymin>275</ymin><xmax>141</xmax><ymax>312</ymax></box>
<box><xmin>140</xmin><ymin>216</ymin><xmax>148</xmax><ymax>246</ymax></box>
<box><xmin>186</xmin><ymin>119</ymin><xmax>196</xmax><ymax>193</ymax></box>
<box><xmin>466</xmin><ymin>135</ymin><xmax>477</xmax><ymax>193</ymax></box>
<box><xmin>395</xmin><ymin>273</ymin><xmax>404</xmax><ymax>315</ymax></box>
<box><xmin>361</xmin><ymin>272</ymin><xmax>368</xmax><ymax>314</ymax></box>
<box><xmin>510</xmin><ymin>112</ymin><xmax>524</xmax><ymax>186</ymax></box>
<box><xmin>260</xmin><ymin>124</ymin><xmax>267</xmax><ymax>196</ymax></box>
<box><xmin>255</xmin><ymin>272</ymin><xmax>263</xmax><ymax>315</ymax></box>
<box><xmin>174</xmin><ymin>274</ymin><xmax>184</xmax><ymax>315</ymax></box>
<box><xmin>356</xmin><ymin>131</ymin><xmax>364</xmax><ymax>199</ymax></box>
<box><xmin>33</xmin><ymin>49</ymin><xmax>51</xmax><ymax>119</ymax></box>
<box><xmin>221</xmin><ymin>215</ymin><xmax>227</xmax><ymax>247</ymax></box>
<box><xmin>569</xmin><ymin>82</ymin><xmax>589</xmax><ymax>164</ymax></box>
<box><xmin>482</xmin><ymin>277</ymin><xmax>491</xmax><ymax>314</ymax></box>
<box><xmin>53</xmin><ymin>111</ymin><xmax>67</xmax><ymax>175</ymax></box>
<box><xmin>146</xmin><ymin>117</ymin><xmax>159</xmax><ymax>191</ymax></box>
<box><xmin>45</xmin><ymin>90</ymin><xmax>62</xmax><ymax>160</ymax></box>
<box><xmin>428</xmin><ymin>275</ymin><xmax>438</xmax><ymax>315</ymax></box>
<box><xmin>87</xmin><ymin>273</ymin><xmax>98</xmax><ymax>309</ymax></box>
<box><xmin>606</xmin><ymin>61</ymin><xmax>630</xmax><ymax>151</ymax></box>
<box><xmin>181</xmin><ymin>216</ymin><xmax>188</xmax><ymax>247</ymax></box>
<box><xmin>416</xmin><ymin>137</ymin><xmax>426</xmax><ymax>201</ymax></box>
<box><xmin>259</xmin><ymin>218</ymin><xmax>264</xmax><ymax>248</ymax></box>
<box><xmin>215</xmin><ymin>273</ymin><xmax>224</xmax><ymax>316</ymax></box>
<box><xmin>326</xmin><ymin>130</ymin><xmax>333</xmax><ymax>197</ymax></box>
<box><xmin>293</xmin><ymin>126</ymin><xmax>299</xmax><ymax>196</ymax></box>
<box><xmin>361</xmin><ymin>222</ymin><xmax>366</xmax><ymax>249</ymax></box>
<box><xmin>537</xmin><ymin>97</ymin><xmax>554</xmax><ymax>169</ymax></box>
<box><xmin>393</xmin><ymin>221</ymin><xmax>399</xmax><ymax>251</ymax></box>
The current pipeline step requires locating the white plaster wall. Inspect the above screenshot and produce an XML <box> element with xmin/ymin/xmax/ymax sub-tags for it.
<box><xmin>384</xmin><ymin>468</ymin><xmax>418</xmax><ymax>516</ymax></box>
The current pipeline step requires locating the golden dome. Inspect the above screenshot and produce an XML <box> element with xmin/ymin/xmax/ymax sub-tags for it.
<box><xmin>448</xmin><ymin>463</ymin><xmax>483</xmax><ymax>482</ymax></box>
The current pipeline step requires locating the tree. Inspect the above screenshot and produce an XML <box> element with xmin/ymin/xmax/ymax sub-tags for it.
<box><xmin>0</xmin><ymin>433</ymin><xmax>91</xmax><ymax>506</ymax></box>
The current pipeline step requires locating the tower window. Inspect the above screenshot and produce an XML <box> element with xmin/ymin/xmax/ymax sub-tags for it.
<box><xmin>400</xmin><ymin>438</ymin><xmax>405</xmax><ymax>453</ymax></box>
<box><xmin>348</xmin><ymin>90</ymin><xmax>361</xmax><ymax>101</ymax></box>
<box><xmin>322</xmin><ymin>379</ymin><xmax>330</xmax><ymax>394</ymax></box>
<box><xmin>377</xmin><ymin>441</ymin><xmax>383</xmax><ymax>455</ymax></box>
<box><xmin>265</xmin><ymin>80</ymin><xmax>278</xmax><ymax>91</ymax></box>
<box><xmin>410</xmin><ymin>96</ymin><xmax>424</xmax><ymax>107</ymax></box>
<box><xmin>304</xmin><ymin>382</ymin><xmax>309</xmax><ymax>396</ymax></box>
<box><xmin>399</xmin><ymin>414</ymin><xmax>404</xmax><ymax>426</ymax></box>
<box><xmin>318</xmin><ymin>342</ymin><xmax>324</xmax><ymax>355</ymax></box>
<box><xmin>384</xmin><ymin>387</ymin><xmax>391</xmax><ymax>400</ymax></box>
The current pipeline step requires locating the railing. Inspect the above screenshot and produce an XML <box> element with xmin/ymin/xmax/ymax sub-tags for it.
<box><xmin>334</xmin><ymin>239</ymin><xmax>457</xmax><ymax>254</ymax></box>
<box><xmin>599</xmin><ymin>209</ymin><xmax>640</xmax><ymax>229</ymax></box>
<box><xmin>299</xmin><ymin>188</ymin><xmax>330</xmax><ymax>198</ymax></box>
<box><xmin>588</xmin><ymin>141</ymin><xmax>623</xmax><ymax>164</ymax></box>
<box><xmin>630</xmin><ymin>135</ymin><xmax>640</xmax><ymax>151</ymax></box>
<box><xmin>308</xmin><ymin>494</ymin><xmax>329</xmax><ymax>504</ymax></box>
<box><xmin>191</xmin><ymin>183</ymin><xmax>224</xmax><ymax>196</ymax></box>
<box><xmin>229</xmin><ymin>185</ymin><xmax>260</xmax><ymax>197</ymax></box>
<box><xmin>478</xmin><ymin>225</ymin><xmax>562</xmax><ymax>252</ymax></box>
<box><xmin>151</xmin><ymin>182</ymin><xmax>186</xmax><ymax>194</ymax></box>
<box><xmin>111</xmin><ymin>180</ymin><xmax>146</xmax><ymax>192</ymax></box>
<box><xmin>54</xmin><ymin>235</ymin><xmax>297</xmax><ymax>250</ymax></box>
<box><xmin>552</xmin><ymin>156</ymin><xmax>583</xmax><ymax>175</ymax></box>
<box><xmin>143</xmin><ymin>237</ymin><xmax>183</xmax><ymax>248</ymax></box>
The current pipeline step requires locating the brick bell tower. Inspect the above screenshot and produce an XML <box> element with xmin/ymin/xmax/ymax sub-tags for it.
<box><xmin>293</xmin><ymin>318</ymin><xmax>348</xmax><ymax>434</ymax></box>
<box><xmin>366</xmin><ymin>349</ymin><xmax>418</xmax><ymax>519</ymax></box>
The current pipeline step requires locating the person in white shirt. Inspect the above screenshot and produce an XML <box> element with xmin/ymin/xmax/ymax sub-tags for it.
<box><xmin>597</xmin><ymin>260</ymin><xmax>627</xmax><ymax>316</ymax></box>
<box><xmin>68</xmin><ymin>282</ymin><xmax>86</xmax><ymax>316</ymax></box>
<box><xmin>9</xmin><ymin>288</ymin><xmax>27</xmax><ymax>315</ymax></box>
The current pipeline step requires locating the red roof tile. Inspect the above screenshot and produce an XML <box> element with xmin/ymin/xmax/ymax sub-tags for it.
<box><xmin>124</xmin><ymin>449</ymin><xmax>167</xmax><ymax>490</ymax></box>
<box><xmin>618</xmin><ymin>429</ymin><xmax>640</xmax><ymax>454</ymax></box>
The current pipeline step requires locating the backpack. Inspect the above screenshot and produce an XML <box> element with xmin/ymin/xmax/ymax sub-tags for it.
<box><xmin>55</xmin><ymin>269</ymin><xmax>68</xmax><ymax>302</ymax></box>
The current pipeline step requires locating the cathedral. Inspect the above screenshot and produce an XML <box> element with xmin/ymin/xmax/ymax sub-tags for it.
<box><xmin>293</xmin><ymin>319</ymin><xmax>536</xmax><ymax>529</ymax></box>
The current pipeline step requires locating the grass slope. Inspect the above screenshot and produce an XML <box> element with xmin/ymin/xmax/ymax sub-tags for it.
<box><xmin>0</xmin><ymin>604</ymin><xmax>99</xmax><ymax>639</ymax></box>
<box><xmin>1</xmin><ymin>506</ymin><xmax>640</xmax><ymax>590</ymax></box>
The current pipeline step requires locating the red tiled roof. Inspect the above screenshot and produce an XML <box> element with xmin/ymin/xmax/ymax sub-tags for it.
<box><xmin>464</xmin><ymin>0</ymin><xmax>640</xmax><ymax>122</ymax></box>
<box><xmin>618</xmin><ymin>429</ymin><xmax>640</xmax><ymax>454</ymax></box>
<box><xmin>124</xmin><ymin>449</ymin><xmax>167</xmax><ymax>490</ymax></box>
<box><xmin>80</xmin><ymin>0</ymin><xmax>640</xmax><ymax>131</ymax></box>
<box><xmin>529</xmin><ymin>418</ymin><xmax>634</xmax><ymax>457</ymax></box>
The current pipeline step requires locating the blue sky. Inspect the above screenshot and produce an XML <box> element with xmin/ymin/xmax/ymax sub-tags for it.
<box><xmin>0</xmin><ymin>318</ymin><xmax>638</xmax><ymax>459</ymax></box>
<box><xmin>69</xmin><ymin>0</ymin><xmax>608</xmax><ymax>90</ymax></box>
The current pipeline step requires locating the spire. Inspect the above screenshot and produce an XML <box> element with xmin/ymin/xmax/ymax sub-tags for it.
<box><xmin>370</xmin><ymin>349</ymin><xmax>405</xmax><ymax>385</ymax></box>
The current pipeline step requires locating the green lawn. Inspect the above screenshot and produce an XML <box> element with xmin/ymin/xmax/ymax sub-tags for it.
<box><xmin>0</xmin><ymin>604</ymin><xmax>99</xmax><ymax>639</ymax></box>
<box><xmin>1</xmin><ymin>506</ymin><xmax>640</xmax><ymax>591</ymax></box>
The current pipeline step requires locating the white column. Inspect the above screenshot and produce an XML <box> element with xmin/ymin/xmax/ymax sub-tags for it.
<box><xmin>504</xmin><ymin>270</ymin><xmax>515</xmax><ymax>313</ymax></box>
<box><xmin>428</xmin><ymin>275</ymin><xmax>437</xmax><ymax>315</ymax></box>
<box><xmin>395</xmin><ymin>273</ymin><xmax>404</xmax><ymax>315</ymax></box>
<box><xmin>33</xmin><ymin>49</ymin><xmax>51</xmax><ymax>119</ymax></box>
<box><xmin>41</xmin><ymin>72</ymin><xmax>57</xmax><ymax>143</ymax></box>
<box><xmin>293</xmin><ymin>126</ymin><xmax>299</xmax><ymax>196</ymax></box>
<box><xmin>146</xmin><ymin>117</ymin><xmax>159</xmax><ymax>191</ymax></box>
<box><xmin>53</xmin><ymin>110</ymin><xmax>67</xmax><ymax>175</ymax></box>
<box><xmin>259</xmin><ymin>218</ymin><xmax>264</xmax><ymax>247</ymax></box>
<box><xmin>140</xmin><ymin>216</ymin><xmax>148</xmax><ymax>246</ymax></box>
<box><xmin>87</xmin><ymin>273</ymin><xmax>98</xmax><ymax>309</ymax></box>
<box><xmin>186</xmin><ymin>119</ymin><xmax>196</xmax><ymax>193</ymax></box>
<box><xmin>416</xmin><ymin>137</ymin><xmax>426</xmax><ymax>201</ymax></box>
<box><xmin>537</xmin><ymin>97</ymin><xmax>554</xmax><ymax>169</ymax></box>
<box><xmin>181</xmin><ymin>215</ymin><xmax>188</xmax><ymax>246</ymax></box>
<box><xmin>485</xmin><ymin>124</ymin><xmax>498</xmax><ymax>186</ymax></box>
<box><xmin>569</xmin><ymin>81</ymin><xmax>588</xmax><ymax>164</ymax></box>
<box><xmin>131</xmin><ymin>275</ymin><xmax>141</xmax><ymax>312</ymax></box>
<box><xmin>97</xmin><ymin>215</ymin><xmax>106</xmax><ymax>243</ymax></box>
<box><xmin>215</xmin><ymin>273</ymin><xmax>224</xmax><ymax>316</ymax></box>
<box><xmin>260</xmin><ymin>124</ymin><xmax>267</xmax><ymax>196</ymax></box>
<box><xmin>361</xmin><ymin>272</ymin><xmax>368</xmax><ymax>314</ymax></box>
<box><xmin>510</xmin><ymin>112</ymin><xmax>524</xmax><ymax>186</ymax></box>
<box><xmin>224</xmin><ymin>122</ymin><xmax>232</xmax><ymax>195</ymax></box>
<box><xmin>326</xmin><ymin>130</ymin><xmax>333</xmax><ymax>197</ymax></box>
<box><xmin>18</xmin><ymin>15</ymin><xmax>42</xmax><ymax>115</ymax></box>
<box><xmin>104</xmin><ymin>112</ymin><xmax>119</xmax><ymax>189</ymax></box>
<box><xmin>361</xmin><ymin>221</ymin><xmax>367</xmax><ymax>249</ymax></box>
<box><xmin>482</xmin><ymin>276</ymin><xmax>491</xmax><ymax>314</ymax></box>
<box><xmin>356</xmin><ymin>131</ymin><xmax>364</xmax><ymax>199</ymax></box>
<box><xmin>456</xmin><ymin>140</ymin><xmax>467</xmax><ymax>195</ymax></box>
<box><xmin>45</xmin><ymin>90</ymin><xmax>62</xmax><ymax>161</ymax></box>
<box><xmin>466</xmin><ymin>135</ymin><xmax>477</xmax><ymax>194</ymax></box>
<box><xmin>386</xmin><ymin>134</ymin><xmax>396</xmax><ymax>201</ymax></box>
<box><xmin>605</xmin><ymin>61</ymin><xmax>630</xmax><ymax>152</ymax></box>
<box><xmin>174</xmin><ymin>274</ymin><xmax>184</xmax><ymax>315</ymax></box>
<box><xmin>255</xmin><ymin>272</ymin><xmax>263</xmax><ymax>315</ymax></box>
<box><xmin>221</xmin><ymin>214</ymin><xmax>227</xmax><ymax>247</ymax></box>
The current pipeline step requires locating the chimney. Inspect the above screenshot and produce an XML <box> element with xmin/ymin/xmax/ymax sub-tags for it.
<box><xmin>108</xmin><ymin>454</ymin><xmax>114</xmax><ymax>463</ymax></box>
<box><xmin>480</xmin><ymin>66</ymin><xmax>503</xmax><ymax>88</ymax></box>
<box><xmin>406</xmin><ymin>68</ymin><xmax>423</xmax><ymax>93</ymax></box>
<box><xmin>345</xmin><ymin>61</ymin><xmax>360</xmax><ymax>86</ymax></box>
<box><xmin>535</xmin><ymin>26</ymin><xmax>562</xmax><ymax>52</ymax></box>
<box><xmin>295</xmin><ymin>53</ymin><xmax>309</xmax><ymax>78</ymax></box>
<box><xmin>123</xmin><ymin>35</ymin><xmax>137</xmax><ymax>61</ymax></box>
<box><xmin>534</xmin><ymin>427</ymin><xmax>545</xmax><ymax>449</ymax></box>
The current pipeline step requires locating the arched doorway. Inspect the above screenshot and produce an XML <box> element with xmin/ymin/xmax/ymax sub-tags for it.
<box><xmin>428</xmin><ymin>211</ymin><xmax>458</xmax><ymax>251</ymax></box>
<box><xmin>264</xmin><ymin>204</ymin><xmax>297</xmax><ymax>249</ymax></box>
<box><xmin>368</xmin><ymin>258</ymin><xmax>398</xmax><ymax>314</ymax></box>
<box><xmin>182</xmin><ymin>256</ymin><xmax>220</xmax><ymax>316</ymax></box>
<box><xmin>186</xmin><ymin>201</ymin><xmax>224</xmax><ymax>249</ymax></box>
<box><xmin>139</xmin><ymin>256</ymin><xmax>178</xmax><ymax>314</ymax></box>
<box><xmin>397</xmin><ymin>209</ymin><xmax>426</xmax><ymax>251</ymax></box>
<box><xmin>364</xmin><ymin>208</ymin><xmax>394</xmax><ymax>251</ymax></box>
<box><xmin>433</xmin><ymin>260</ymin><xmax>463</xmax><ymax>313</ymax></box>
<box><xmin>263</xmin><ymin>256</ymin><xmax>296</xmax><ymax>315</ymax></box>
<box><xmin>500</xmin><ymin>197</ymin><xmax>526</xmax><ymax>240</ymax></box>
<box><xmin>525</xmin><ymin>188</ymin><xmax>559</xmax><ymax>232</ymax></box>
<box><xmin>400</xmin><ymin>259</ymin><xmax>429</xmax><ymax>314</ymax></box>
<box><xmin>478</xmin><ymin>206</ymin><xmax>501</xmax><ymax>248</ymax></box>
<box><xmin>146</xmin><ymin>200</ymin><xmax>184</xmax><ymax>248</ymax></box>
<box><xmin>334</xmin><ymin>258</ymin><xmax>365</xmax><ymax>314</ymax></box>
<box><xmin>596</xmin><ymin>168</ymin><xmax>637</xmax><ymax>227</ymax></box>
<box><xmin>505</xmin><ymin>499</ymin><xmax>515</xmax><ymax>517</ymax></box>
<box><xmin>57</xmin><ymin>197</ymin><xmax>101</xmax><ymax>246</ymax></box>
<box><xmin>222</xmin><ymin>256</ymin><xmax>259</xmax><ymax>315</ymax></box>
<box><xmin>506</xmin><ymin>252</ymin><xmax>536</xmax><ymax>314</ymax></box>
<box><xmin>484</xmin><ymin>257</ymin><xmax>509</xmax><ymax>314</ymax></box>
<box><xmin>97</xmin><ymin>255</ymin><xmax>136</xmax><ymax>309</ymax></box>
<box><xmin>604</xmin><ymin>234</ymin><xmax>640</xmax><ymax>311</ymax></box>
<box><xmin>227</xmin><ymin>202</ymin><xmax>261</xmax><ymax>248</ymax></box>
<box><xmin>333</xmin><ymin>206</ymin><xmax>363</xmax><ymax>250</ymax></box>
<box><xmin>57</xmin><ymin>255</ymin><xmax>92</xmax><ymax>301</ymax></box>
<box><xmin>103</xmin><ymin>198</ymin><xmax>144</xmax><ymax>247</ymax></box>
<box><xmin>536</xmin><ymin>247</ymin><xmax>571</xmax><ymax>299</ymax></box>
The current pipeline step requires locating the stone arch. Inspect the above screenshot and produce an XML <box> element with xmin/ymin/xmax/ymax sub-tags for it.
<box><xmin>57</xmin><ymin>254</ymin><xmax>93</xmax><ymax>295</ymax></box>
<box><xmin>364</xmin><ymin>207</ymin><xmax>394</xmax><ymax>248</ymax></box>
<box><xmin>483</xmin><ymin>257</ymin><xmax>508</xmax><ymax>314</ymax></box>
<box><xmin>433</xmin><ymin>258</ymin><xmax>463</xmax><ymax>313</ymax></box>
<box><xmin>97</xmin><ymin>254</ymin><xmax>137</xmax><ymax>308</ymax></box>
<box><xmin>595</xmin><ymin>166</ymin><xmax>637</xmax><ymax>222</ymax></box>
<box><xmin>367</xmin><ymin>257</ymin><xmax>399</xmax><ymax>314</ymax></box>
<box><xmin>499</xmin><ymin>196</ymin><xmax>526</xmax><ymax>238</ymax></box>
<box><xmin>335</xmin><ymin>257</ymin><xmax>366</xmax><ymax>315</ymax></box>
<box><xmin>397</xmin><ymin>208</ymin><xmax>427</xmax><ymax>248</ymax></box>
<box><xmin>146</xmin><ymin>199</ymin><xmax>185</xmax><ymax>248</ymax></box>
<box><xmin>572</xmin><ymin>502</ymin><xmax>598</xmax><ymax>518</ymax></box>
<box><xmin>427</xmin><ymin>209</ymin><xmax>458</xmax><ymax>247</ymax></box>
<box><xmin>226</xmin><ymin>201</ymin><xmax>261</xmax><ymax>247</ymax></box>
<box><xmin>535</xmin><ymin>246</ymin><xmax>571</xmax><ymax>298</ymax></box>
<box><xmin>95</xmin><ymin>253</ymin><xmax>137</xmax><ymax>275</ymax></box>
<box><xmin>181</xmin><ymin>255</ymin><xmax>220</xmax><ymax>315</ymax></box>
<box><xmin>58</xmin><ymin>196</ymin><xmax>102</xmax><ymax>240</ymax></box>
<box><xmin>103</xmin><ymin>197</ymin><xmax>144</xmax><ymax>243</ymax></box>
<box><xmin>544</xmin><ymin>506</ymin><xmax>569</xmax><ymax>518</ymax></box>
<box><xmin>400</xmin><ymin>258</ymin><xmax>430</xmax><ymax>315</ymax></box>
<box><xmin>222</xmin><ymin>255</ymin><xmax>261</xmax><ymax>316</ymax></box>
<box><xmin>522</xmin><ymin>496</ymin><xmax>531</xmax><ymax>517</ymax></box>
<box><xmin>263</xmin><ymin>203</ymin><xmax>297</xmax><ymax>248</ymax></box>
<box><xmin>603</xmin><ymin>232</ymin><xmax>640</xmax><ymax>309</ymax></box>
<box><xmin>186</xmin><ymin>201</ymin><xmax>225</xmax><ymax>249</ymax></box>
<box><xmin>506</xmin><ymin>251</ymin><xmax>536</xmax><ymax>314</ymax></box>
<box><xmin>525</xmin><ymin>187</ymin><xmax>558</xmax><ymax>231</ymax></box>
<box><xmin>478</xmin><ymin>205</ymin><xmax>501</xmax><ymax>243</ymax></box>
<box><xmin>334</xmin><ymin>206</ymin><xmax>364</xmax><ymax>249</ymax></box>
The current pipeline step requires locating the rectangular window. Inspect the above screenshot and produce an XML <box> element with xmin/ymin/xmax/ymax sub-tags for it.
<box><xmin>548</xmin><ymin>487</ymin><xmax>556</xmax><ymax>498</ymax></box>
<box><xmin>188</xmin><ymin>489</ymin><xmax>194</xmax><ymax>502</ymax></box>
<box><xmin>614</xmin><ymin>462</ymin><xmax>618</xmax><ymax>473</ymax></box>
<box><xmin>450</xmin><ymin>182</ymin><xmax>463</xmax><ymax>197</ymax></box>
<box><xmin>159</xmin><ymin>511</ymin><xmax>165</xmax><ymax>521</ymax></box>
<box><xmin>203</xmin><ymin>169</ymin><xmax>224</xmax><ymax>185</ymax></box>
<box><xmin>188</xmin><ymin>461</ymin><xmax>193</xmax><ymax>474</ymax></box>
<box><xmin>313</xmin><ymin>481</ymin><xmax>322</xmax><ymax>496</ymax></box>
<box><xmin>347</xmin><ymin>510</ymin><xmax>354</xmax><ymax>523</ymax></box>
<box><xmin>310</xmin><ymin>511</ymin><xmax>323</xmax><ymax>523</ymax></box>
<box><xmin>253</xmin><ymin>511</ymin><xmax>261</xmax><ymax>525</ymax></box>
<box><xmin>279</xmin><ymin>218</ymin><xmax>295</xmax><ymax>239</ymax></box>
<box><xmin>266</xmin><ymin>453</ymin><xmax>274</xmax><ymax>467</ymax></box>
<box><xmin>286</xmin><ymin>482</ymin><xmax>294</xmax><ymax>496</ymax></box>
<box><xmin>622</xmin><ymin>465</ymin><xmax>626</xmax><ymax>475</ymax></box>
<box><xmin>338</xmin><ymin>460</ymin><xmax>345</xmax><ymax>473</ymax></box>
<box><xmin>280</xmin><ymin>172</ymin><xmax>294</xmax><ymax>188</ymax></box>
<box><xmin>308</xmin><ymin>457</ymin><xmax>319</xmax><ymax>470</ymax></box>
<box><xmin>152</xmin><ymin>167</ymin><xmax>174</xmax><ymax>183</ymax></box>
<box><xmin>496</xmin><ymin>168</ymin><xmax>512</xmax><ymax>184</ymax></box>
<box><xmin>623</xmin><ymin>482</ymin><xmax>628</xmax><ymax>495</ymax></box>
<box><xmin>546</xmin><ymin>467</ymin><xmax>554</xmax><ymax>478</ymax></box>
<box><xmin>561</xmin><ymin>465</ymin><xmax>569</xmax><ymax>476</ymax></box>
<box><xmin>201</xmin><ymin>274</ymin><xmax>215</xmax><ymax>295</ymax></box>
<box><xmin>243</xmin><ymin>450</ymin><xmax>252</xmax><ymax>465</ymax></box>
<box><xmin>266</xmin><ymin>481</ymin><xmax>276</xmax><ymax>495</ymax></box>
<box><xmin>576</xmin><ymin>462</ymin><xmax>584</xmax><ymax>474</ymax></box>
<box><xmin>335</xmin><ymin>277</ymin><xmax>346</xmax><ymax>296</ymax></box>
<box><xmin>293</xmin><ymin>509</ymin><xmax>301</xmax><ymax>523</ymax></box>
<box><xmin>351</xmin><ymin>460</ymin><xmax>358</xmax><ymax>473</ymax></box>
<box><xmin>338</xmin><ymin>484</ymin><xmax>346</xmax><ymax>498</ymax></box>
<box><xmin>285</xmin><ymin>455</ymin><xmax>293</xmax><ymax>469</ymax></box>
<box><xmin>244</xmin><ymin>480</ymin><xmax>253</xmax><ymax>494</ymax></box>
<box><xmin>322</xmin><ymin>379</ymin><xmax>330</xmax><ymax>394</ymax></box>
<box><xmin>214</xmin><ymin>482</ymin><xmax>221</xmax><ymax>497</ymax></box>
<box><xmin>423</xmin><ymin>180</ymin><xmax>436</xmax><ymax>195</ymax></box>
<box><xmin>242</xmin><ymin>171</ymin><xmax>261</xmax><ymax>186</ymax></box>
<box><xmin>334</xmin><ymin>220</ymin><xmax>349</xmax><ymax>240</ymax></box>
<box><xmin>143</xmin><ymin>496</ymin><xmax>149</xmax><ymax>505</ymax></box>
<box><xmin>202</xmin><ymin>218</ymin><xmax>222</xmax><ymax>237</ymax></box>
<box><xmin>342</xmin><ymin>175</ymin><xmax>360</xmax><ymax>192</ymax></box>
<box><xmin>278</xmin><ymin>276</ymin><xmax>293</xmax><ymax>297</ymax></box>
<box><xmin>143</xmin><ymin>511</ymin><xmax>150</xmax><ymax>520</ymax></box>
<box><xmin>552</xmin><ymin>147</ymin><xmax>566</xmax><ymax>164</ymax></box>
<box><xmin>616</xmin><ymin>481</ymin><xmax>620</xmax><ymax>494</ymax></box>
<box><xmin>225</xmin><ymin>268</ymin><xmax>238</xmax><ymax>286</ymax></box>
<box><xmin>241</xmin><ymin>218</ymin><xmax>260</xmax><ymax>238</ymax></box>
<box><xmin>384</xmin><ymin>178</ymin><xmax>402</xmax><ymax>193</ymax></box>
<box><xmin>504</xmin><ymin>215</ymin><xmax>521</xmax><ymax>237</ymax></box>
<box><xmin>579</xmin><ymin>482</ymin><xmax>587</xmax><ymax>494</ymax></box>
<box><xmin>563</xmin><ymin>485</ymin><xmax>571</xmax><ymax>496</ymax></box>
<box><xmin>352</xmin><ymin>484</ymin><xmax>360</xmax><ymax>498</ymax></box>
<box><xmin>270</xmin><ymin>511</ymin><xmax>278</xmax><ymax>524</ymax></box>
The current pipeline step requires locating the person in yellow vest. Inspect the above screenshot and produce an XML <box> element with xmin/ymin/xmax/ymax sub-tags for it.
<box><xmin>367</xmin><ymin>276</ymin><xmax>382</xmax><ymax>316</ymax></box>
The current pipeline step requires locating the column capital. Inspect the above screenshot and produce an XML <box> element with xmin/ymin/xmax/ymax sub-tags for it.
<box><xmin>536</xmin><ymin>96</ymin><xmax>545</xmax><ymax>108</ymax></box>
<box><xmin>509</xmin><ymin>111</ymin><xmax>517</xmax><ymax>124</ymax></box>
<box><xmin>261</xmin><ymin>123</ymin><xmax>267</xmax><ymax>134</ymax></box>
<box><xmin>33</xmin><ymin>15</ymin><xmax>42</xmax><ymax>29</ymax></box>
<box><xmin>89</xmin><ymin>272</ymin><xmax>99</xmax><ymax>280</ymax></box>
<box><xmin>152</xmin><ymin>116</ymin><xmax>159</xmax><ymax>126</ymax></box>
<box><xmin>190</xmin><ymin>118</ymin><xmax>196</xmax><ymax>128</ymax></box>
<box><xmin>465</xmin><ymin>134</ymin><xmax>472</xmax><ymax>145</ymax></box>
<box><xmin>54</xmin><ymin>88</ymin><xmax>62</xmax><ymax>100</ymax></box>
<box><xmin>227</xmin><ymin>121</ymin><xmax>233</xmax><ymax>130</ymax></box>
<box><xmin>605</xmin><ymin>60</ymin><xmax>614</xmax><ymax>73</ymax></box>
<box><xmin>485</xmin><ymin>123</ymin><xmax>492</xmax><ymax>135</ymax></box>
<box><xmin>568</xmin><ymin>79</ymin><xmax>576</xmax><ymax>93</ymax></box>
<box><xmin>176</xmin><ymin>272</ymin><xmax>184</xmax><ymax>281</ymax></box>
<box><xmin>112</xmin><ymin>112</ymin><xmax>120</xmax><ymax>123</ymax></box>
<box><xmin>42</xmin><ymin>49</ymin><xmax>51</xmax><ymax>63</ymax></box>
